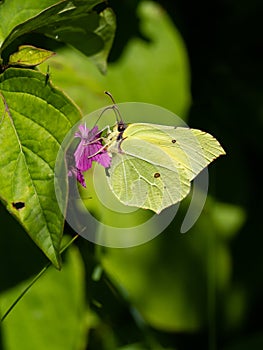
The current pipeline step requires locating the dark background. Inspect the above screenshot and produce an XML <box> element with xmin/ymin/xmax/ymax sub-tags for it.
<box><xmin>109</xmin><ymin>0</ymin><xmax>263</xmax><ymax>348</ymax></box>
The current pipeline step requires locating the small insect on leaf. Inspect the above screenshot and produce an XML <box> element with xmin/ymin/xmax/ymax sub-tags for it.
<box><xmin>45</xmin><ymin>65</ymin><xmax>50</xmax><ymax>86</ymax></box>
<box><xmin>154</xmin><ymin>172</ymin><xmax>161</xmax><ymax>178</ymax></box>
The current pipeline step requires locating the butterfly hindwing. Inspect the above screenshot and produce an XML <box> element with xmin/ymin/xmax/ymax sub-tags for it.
<box><xmin>107</xmin><ymin>130</ymin><xmax>191</xmax><ymax>213</ymax></box>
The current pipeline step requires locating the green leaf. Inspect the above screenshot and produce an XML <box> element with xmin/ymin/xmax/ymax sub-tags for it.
<box><xmin>8</xmin><ymin>45</ymin><xmax>55</xmax><ymax>67</ymax></box>
<box><xmin>0</xmin><ymin>0</ymin><xmax>115</xmax><ymax>73</ymax></box>
<box><xmin>0</xmin><ymin>0</ymin><xmax>60</xmax><ymax>46</ymax></box>
<box><xmin>1</xmin><ymin>245</ymin><xmax>88</xmax><ymax>350</ymax></box>
<box><xmin>88</xmin><ymin>8</ymin><xmax>116</xmax><ymax>74</ymax></box>
<box><xmin>0</xmin><ymin>68</ymin><xmax>81</xmax><ymax>268</ymax></box>
<box><xmin>38</xmin><ymin>7</ymin><xmax>116</xmax><ymax>74</ymax></box>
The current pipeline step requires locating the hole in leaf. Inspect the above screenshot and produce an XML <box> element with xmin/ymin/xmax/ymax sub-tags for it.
<box><xmin>12</xmin><ymin>202</ymin><xmax>25</xmax><ymax>210</ymax></box>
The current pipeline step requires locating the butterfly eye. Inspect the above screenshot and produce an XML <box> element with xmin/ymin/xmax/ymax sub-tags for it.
<box><xmin>117</xmin><ymin>121</ymin><xmax>126</xmax><ymax>132</ymax></box>
<box><xmin>154</xmin><ymin>172</ymin><xmax>161</xmax><ymax>178</ymax></box>
<box><xmin>171</xmin><ymin>139</ymin><xmax>176</xmax><ymax>143</ymax></box>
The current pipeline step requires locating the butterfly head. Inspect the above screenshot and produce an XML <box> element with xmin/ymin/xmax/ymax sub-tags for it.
<box><xmin>116</xmin><ymin>121</ymin><xmax>127</xmax><ymax>141</ymax></box>
<box><xmin>117</xmin><ymin>120</ymin><xmax>127</xmax><ymax>132</ymax></box>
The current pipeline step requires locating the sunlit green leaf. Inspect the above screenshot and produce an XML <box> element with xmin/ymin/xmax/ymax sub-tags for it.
<box><xmin>0</xmin><ymin>0</ymin><xmax>115</xmax><ymax>73</ymax></box>
<box><xmin>8</xmin><ymin>45</ymin><xmax>55</xmax><ymax>67</ymax></box>
<box><xmin>0</xmin><ymin>0</ymin><xmax>60</xmax><ymax>46</ymax></box>
<box><xmin>0</xmin><ymin>68</ymin><xmax>81</xmax><ymax>267</ymax></box>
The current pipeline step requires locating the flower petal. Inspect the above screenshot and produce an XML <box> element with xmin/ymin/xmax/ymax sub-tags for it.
<box><xmin>68</xmin><ymin>167</ymin><xmax>86</xmax><ymax>188</ymax></box>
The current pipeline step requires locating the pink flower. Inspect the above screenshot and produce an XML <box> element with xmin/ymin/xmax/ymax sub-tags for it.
<box><xmin>68</xmin><ymin>124</ymin><xmax>111</xmax><ymax>188</ymax></box>
<box><xmin>74</xmin><ymin>124</ymin><xmax>111</xmax><ymax>171</ymax></box>
<box><xmin>68</xmin><ymin>166</ymin><xmax>86</xmax><ymax>188</ymax></box>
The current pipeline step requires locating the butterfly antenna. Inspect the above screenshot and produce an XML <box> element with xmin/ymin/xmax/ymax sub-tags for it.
<box><xmin>104</xmin><ymin>91</ymin><xmax>116</xmax><ymax>104</ymax></box>
<box><xmin>91</xmin><ymin>92</ymin><xmax>124</xmax><ymax>138</ymax></box>
<box><xmin>104</xmin><ymin>91</ymin><xmax>123</xmax><ymax>123</ymax></box>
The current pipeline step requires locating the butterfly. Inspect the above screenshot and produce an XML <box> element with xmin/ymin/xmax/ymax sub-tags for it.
<box><xmin>72</xmin><ymin>92</ymin><xmax>225</xmax><ymax>214</ymax></box>
<box><xmin>103</xmin><ymin>119</ymin><xmax>225</xmax><ymax>213</ymax></box>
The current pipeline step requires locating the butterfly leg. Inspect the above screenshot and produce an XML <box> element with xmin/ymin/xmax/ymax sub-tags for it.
<box><xmin>117</xmin><ymin>136</ymin><xmax>127</xmax><ymax>154</ymax></box>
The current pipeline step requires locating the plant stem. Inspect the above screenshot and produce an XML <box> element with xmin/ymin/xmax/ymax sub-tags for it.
<box><xmin>1</xmin><ymin>234</ymin><xmax>79</xmax><ymax>322</ymax></box>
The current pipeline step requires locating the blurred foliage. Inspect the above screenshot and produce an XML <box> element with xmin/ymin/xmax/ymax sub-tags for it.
<box><xmin>1</xmin><ymin>245</ymin><xmax>87</xmax><ymax>350</ymax></box>
<box><xmin>1</xmin><ymin>0</ymin><xmax>262</xmax><ymax>350</ymax></box>
<box><xmin>38</xmin><ymin>1</ymin><xmax>191</xmax><ymax>117</ymax></box>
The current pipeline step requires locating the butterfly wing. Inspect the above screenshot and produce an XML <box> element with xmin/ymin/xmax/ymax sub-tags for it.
<box><xmin>107</xmin><ymin>129</ymin><xmax>191</xmax><ymax>213</ymax></box>
<box><xmin>106</xmin><ymin>123</ymin><xmax>225</xmax><ymax>213</ymax></box>
<box><xmin>121</xmin><ymin>123</ymin><xmax>226</xmax><ymax>180</ymax></box>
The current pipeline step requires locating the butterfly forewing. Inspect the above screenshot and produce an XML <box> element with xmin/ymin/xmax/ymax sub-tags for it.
<box><xmin>123</xmin><ymin>123</ymin><xmax>226</xmax><ymax>181</ymax></box>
